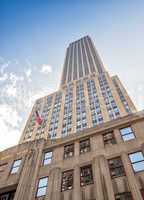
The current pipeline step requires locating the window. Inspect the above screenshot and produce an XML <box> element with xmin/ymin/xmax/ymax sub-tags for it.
<box><xmin>120</xmin><ymin>127</ymin><xmax>135</xmax><ymax>141</ymax></box>
<box><xmin>11</xmin><ymin>159</ymin><xmax>22</xmax><ymax>174</ymax></box>
<box><xmin>115</xmin><ymin>192</ymin><xmax>133</xmax><ymax>200</ymax></box>
<box><xmin>61</xmin><ymin>170</ymin><xmax>73</xmax><ymax>191</ymax></box>
<box><xmin>108</xmin><ymin>157</ymin><xmax>125</xmax><ymax>178</ymax></box>
<box><xmin>36</xmin><ymin>177</ymin><xmax>48</xmax><ymax>197</ymax></box>
<box><xmin>43</xmin><ymin>151</ymin><xmax>52</xmax><ymax>166</ymax></box>
<box><xmin>80</xmin><ymin>139</ymin><xmax>90</xmax><ymax>154</ymax></box>
<box><xmin>129</xmin><ymin>151</ymin><xmax>144</xmax><ymax>172</ymax></box>
<box><xmin>103</xmin><ymin>132</ymin><xmax>116</xmax><ymax>146</ymax></box>
<box><xmin>0</xmin><ymin>191</ymin><xmax>15</xmax><ymax>200</ymax></box>
<box><xmin>80</xmin><ymin>165</ymin><xmax>93</xmax><ymax>186</ymax></box>
<box><xmin>141</xmin><ymin>189</ymin><xmax>144</xmax><ymax>199</ymax></box>
<box><xmin>64</xmin><ymin>144</ymin><xmax>74</xmax><ymax>159</ymax></box>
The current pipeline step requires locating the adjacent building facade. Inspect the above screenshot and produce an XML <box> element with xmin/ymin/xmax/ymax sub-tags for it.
<box><xmin>0</xmin><ymin>36</ymin><xmax>144</xmax><ymax>200</ymax></box>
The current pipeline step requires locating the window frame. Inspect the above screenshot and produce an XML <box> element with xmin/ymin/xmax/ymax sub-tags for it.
<box><xmin>120</xmin><ymin>126</ymin><xmax>135</xmax><ymax>142</ymax></box>
<box><xmin>129</xmin><ymin>151</ymin><xmax>144</xmax><ymax>173</ymax></box>
<box><xmin>61</xmin><ymin>169</ymin><xmax>74</xmax><ymax>192</ymax></box>
<box><xmin>43</xmin><ymin>151</ymin><xmax>53</xmax><ymax>166</ymax></box>
<box><xmin>80</xmin><ymin>165</ymin><xmax>94</xmax><ymax>186</ymax></box>
<box><xmin>10</xmin><ymin>159</ymin><xmax>22</xmax><ymax>174</ymax></box>
<box><xmin>108</xmin><ymin>157</ymin><xmax>125</xmax><ymax>178</ymax></box>
<box><xmin>79</xmin><ymin>138</ymin><xmax>90</xmax><ymax>154</ymax></box>
<box><xmin>103</xmin><ymin>132</ymin><xmax>116</xmax><ymax>146</ymax></box>
<box><xmin>36</xmin><ymin>176</ymin><xmax>48</xmax><ymax>198</ymax></box>
<box><xmin>63</xmin><ymin>144</ymin><xmax>74</xmax><ymax>159</ymax></box>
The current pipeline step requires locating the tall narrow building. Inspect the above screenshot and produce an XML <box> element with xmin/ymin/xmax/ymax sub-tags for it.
<box><xmin>1</xmin><ymin>36</ymin><xmax>144</xmax><ymax>200</ymax></box>
<box><xmin>19</xmin><ymin>36</ymin><xmax>136</xmax><ymax>144</ymax></box>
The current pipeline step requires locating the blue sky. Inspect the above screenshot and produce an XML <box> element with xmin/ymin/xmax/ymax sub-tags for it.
<box><xmin>0</xmin><ymin>0</ymin><xmax>144</xmax><ymax>150</ymax></box>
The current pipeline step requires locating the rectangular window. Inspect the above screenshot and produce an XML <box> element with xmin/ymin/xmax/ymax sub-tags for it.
<box><xmin>129</xmin><ymin>151</ymin><xmax>144</xmax><ymax>172</ymax></box>
<box><xmin>103</xmin><ymin>132</ymin><xmax>116</xmax><ymax>146</ymax></box>
<box><xmin>11</xmin><ymin>159</ymin><xmax>22</xmax><ymax>174</ymax></box>
<box><xmin>43</xmin><ymin>151</ymin><xmax>52</xmax><ymax>166</ymax></box>
<box><xmin>108</xmin><ymin>157</ymin><xmax>125</xmax><ymax>178</ymax></box>
<box><xmin>115</xmin><ymin>192</ymin><xmax>133</xmax><ymax>200</ymax></box>
<box><xmin>120</xmin><ymin>127</ymin><xmax>135</xmax><ymax>141</ymax></box>
<box><xmin>61</xmin><ymin>170</ymin><xmax>73</xmax><ymax>191</ymax></box>
<box><xmin>80</xmin><ymin>139</ymin><xmax>90</xmax><ymax>154</ymax></box>
<box><xmin>36</xmin><ymin>177</ymin><xmax>48</xmax><ymax>197</ymax></box>
<box><xmin>64</xmin><ymin>144</ymin><xmax>74</xmax><ymax>159</ymax></box>
<box><xmin>80</xmin><ymin>165</ymin><xmax>93</xmax><ymax>186</ymax></box>
<box><xmin>0</xmin><ymin>191</ymin><xmax>15</xmax><ymax>200</ymax></box>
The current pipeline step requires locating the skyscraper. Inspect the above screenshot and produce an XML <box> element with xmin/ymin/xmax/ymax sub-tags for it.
<box><xmin>19</xmin><ymin>36</ymin><xmax>136</xmax><ymax>144</ymax></box>
<box><xmin>0</xmin><ymin>36</ymin><xmax>144</xmax><ymax>200</ymax></box>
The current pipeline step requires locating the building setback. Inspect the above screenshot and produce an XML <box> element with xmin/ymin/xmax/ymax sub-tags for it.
<box><xmin>0</xmin><ymin>36</ymin><xmax>144</xmax><ymax>200</ymax></box>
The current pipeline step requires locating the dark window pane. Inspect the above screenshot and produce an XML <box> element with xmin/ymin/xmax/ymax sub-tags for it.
<box><xmin>115</xmin><ymin>192</ymin><xmax>132</xmax><ymax>200</ymax></box>
<box><xmin>80</xmin><ymin>139</ymin><xmax>90</xmax><ymax>154</ymax></box>
<box><xmin>80</xmin><ymin>165</ymin><xmax>93</xmax><ymax>186</ymax></box>
<box><xmin>108</xmin><ymin>157</ymin><xmax>125</xmax><ymax>178</ymax></box>
<box><xmin>103</xmin><ymin>132</ymin><xmax>116</xmax><ymax>146</ymax></box>
<box><xmin>61</xmin><ymin>170</ymin><xmax>73</xmax><ymax>191</ymax></box>
<box><xmin>64</xmin><ymin>144</ymin><xmax>74</xmax><ymax>159</ymax></box>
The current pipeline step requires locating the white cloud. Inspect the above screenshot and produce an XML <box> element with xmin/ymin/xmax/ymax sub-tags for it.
<box><xmin>2</xmin><ymin>73</ymin><xmax>24</xmax><ymax>97</ymax></box>
<box><xmin>24</xmin><ymin>68</ymin><xmax>32</xmax><ymax>82</ymax></box>
<box><xmin>0</xmin><ymin>104</ymin><xmax>22</xmax><ymax>150</ymax></box>
<box><xmin>40</xmin><ymin>64</ymin><xmax>52</xmax><ymax>74</ymax></box>
<box><xmin>25</xmin><ymin>68</ymin><xmax>31</xmax><ymax>78</ymax></box>
<box><xmin>0</xmin><ymin>61</ymin><xmax>10</xmax><ymax>73</ymax></box>
<box><xmin>0</xmin><ymin>73</ymin><xmax>8</xmax><ymax>81</ymax></box>
<box><xmin>0</xmin><ymin>60</ymin><xmax>10</xmax><ymax>82</ymax></box>
<box><xmin>0</xmin><ymin>58</ymin><xmax>55</xmax><ymax>150</ymax></box>
<box><xmin>0</xmin><ymin>104</ymin><xmax>22</xmax><ymax>128</ymax></box>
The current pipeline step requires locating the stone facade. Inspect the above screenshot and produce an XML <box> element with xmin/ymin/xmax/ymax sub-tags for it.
<box><xmin>1</xmin><ymin>111</ymin><xmax>144</xmax><ymax>200</ymax></box>
<box><xmin>0</xmin><ymin>36</ymin><xmax>142</xmax><ymax>200</ymax></box>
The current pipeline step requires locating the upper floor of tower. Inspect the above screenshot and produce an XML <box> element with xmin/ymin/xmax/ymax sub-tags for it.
<box><xmin>60</xmin><ymin>36</ymin><xmax>105</xmax><ymax>86</ymax></box>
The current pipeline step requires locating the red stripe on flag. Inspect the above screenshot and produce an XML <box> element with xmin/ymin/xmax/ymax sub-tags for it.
<box><xmin>35</xmin><ymin>110</ymin><xmax>43</xmax><ymax>125</ymax></box>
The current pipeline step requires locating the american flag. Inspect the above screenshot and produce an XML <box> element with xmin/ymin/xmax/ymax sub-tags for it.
<box><xmin>35</xmin><ymin>110</ymin><xmax>43</xmax><ymax>125</ymax></box>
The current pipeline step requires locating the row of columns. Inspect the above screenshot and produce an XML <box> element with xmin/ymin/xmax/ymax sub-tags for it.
<box><xmin>13</xmin><ymin>141</ymin><xmax>143</xmax><ymax>200</ymax></box>
<box><xmin>47</xmin><ymin>154</ymin><xmax>143</xmax><ymax>200</ymax></box>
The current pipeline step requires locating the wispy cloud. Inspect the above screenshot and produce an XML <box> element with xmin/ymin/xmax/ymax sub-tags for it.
<box><xmin>0</xmin><ymin>57</ymin><xmax>54</xmax><ymax>150</ymax></box>
<box><xmin>24</xmin><ymin>68</ymin><xmax>32</xmax><ymax>82</ymax></box>
<box><xmin>40</xmin><ymin>64</ymin><xmax>52</xmax><ymax>74</ymax></box>
<box><xmin>0</xmin><ymin>59</ymin><xmax>10</xmax><ymax>82</ymax></box>
<box><xmin>0</xmin><ymin>104</ymin><xmax>22</xmax><ymax>150</ymax></box>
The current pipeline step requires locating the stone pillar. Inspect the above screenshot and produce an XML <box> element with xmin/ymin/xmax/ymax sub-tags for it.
<box><xmin>47</xmin><ymin>167</ymin><xmax>61</xmax><ymax>200</ymax></box>
<box><xmin>99</xmin><ymin>155</ymin><xmax>115</xmax><ymax>200</ymax></box>
<box><xmin>73</xmin><ymin>165</ymin><xmax>82</xmax><ymax>200</ymax></box>
<box><xmin>113</xmin><ymin>128</ymin><xmax>123</xmax><ymax>144</ymax></box>
<box><xmin>14</xmin><ymin>139</ymin><xmax>45</xmax><ymax>200</ymax></box>
<box><xmin>121</xmin><ymin>153</ymin><xmax>143</xmax><ymax>200</ymax></box>
<box><xmin>92</xmin><ymin>156</ymin><xmax>104</xmax><ymax>200</ymax></box>
<box><xmin>83</xmin><ymin>81</ymin><xmax>93</xmax><ymax>128</ymax></box>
